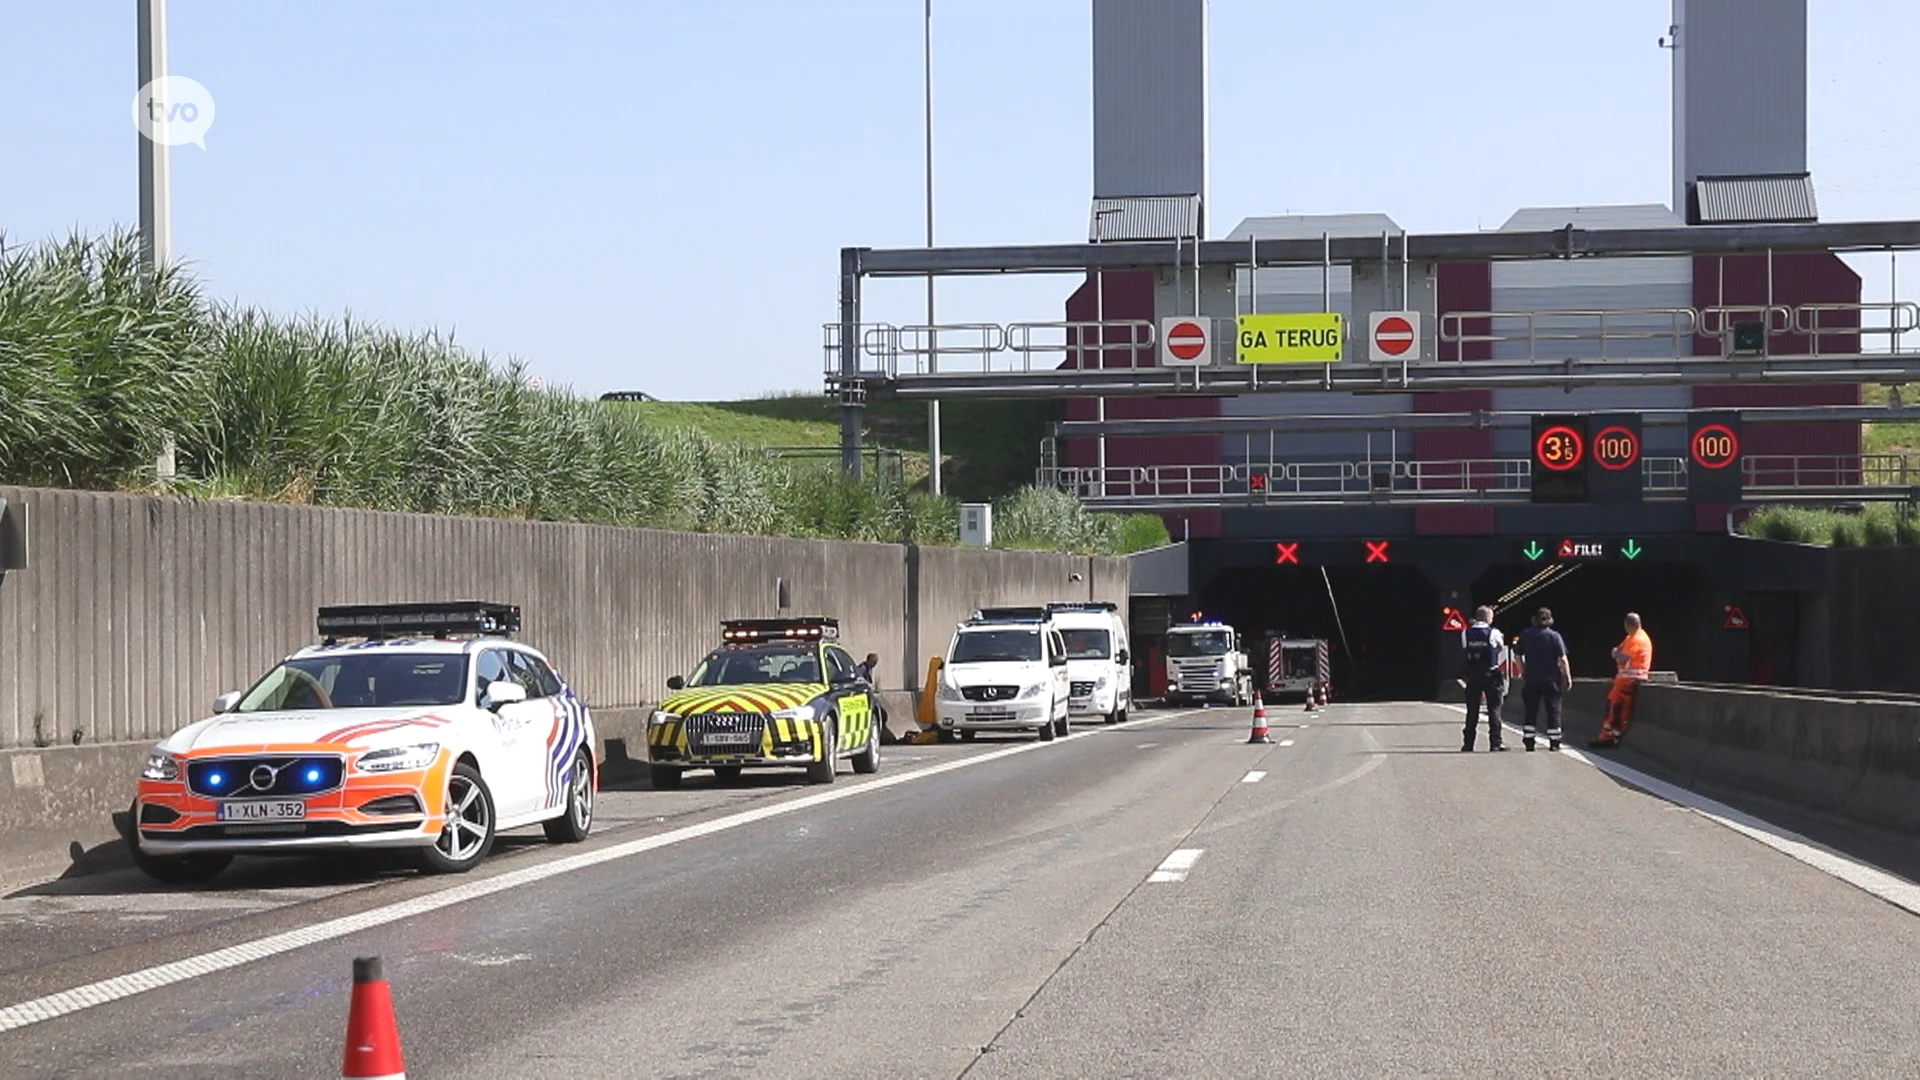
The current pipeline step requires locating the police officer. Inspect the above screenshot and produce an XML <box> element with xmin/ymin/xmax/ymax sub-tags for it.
<box><xmin>1515</xmin><ymin>607</ymin><xmax>1571</xmax><ymax>751</ymax></box>
<box><xmin>1460</xmin><ymin>605</ymin><xmax>1507</xmax><ymax>752</ymax></box>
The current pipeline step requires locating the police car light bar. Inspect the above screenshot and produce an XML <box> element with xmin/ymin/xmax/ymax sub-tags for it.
<box><xmin>971</xmin><ymin>606</ymin><xmax>1050</xmax><ymax>624</ymax></box>
<box><xmin>1045</xmin><ymin>602</ymin><xmax>1118</xmax><ymax>614</ymax></box>
<box><xmin>720</xmin><ymin>617</ymin><xmax>840</xmax><ymax>643</ymax></box>
<box><xmin>316</xmin><ymin>601</ymin><xmax>521</xmax><ymax>642</ymax></box>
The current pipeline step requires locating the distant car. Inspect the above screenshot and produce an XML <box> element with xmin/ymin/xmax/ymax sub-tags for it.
<box><xmin>128</xmin><ymin>601</ymin><xmax>597</xmax><ymax>884</ymax></box>
<box><xmin>647</xmin><ymin>617</ymin><xmax>881</xmax><ymax>788</ymax></box>
<box><xmin>599</xmin><ymin>390</ymin><xmax>657</xmax><ymax>402</ymax></box>
<box><xmin>935</xmin><ymin>607</ymin><xmax>1072</xmax><ymax>742</ymax></box>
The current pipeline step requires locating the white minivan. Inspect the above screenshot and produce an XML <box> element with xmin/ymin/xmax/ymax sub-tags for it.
<box><xmin>935</xmin><ymin>608</ymin><xmax>1072</xmax><ymax>742</ymax></box>
<box><xmin>1046</xmin><ymin>602</ymin><xmax>1132</xmax><ymax>724</ymax></box>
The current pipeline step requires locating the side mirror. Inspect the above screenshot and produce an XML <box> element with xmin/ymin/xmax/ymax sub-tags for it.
<box><xmin>212</xmin><ymin>691</ymin><xmax>242</xmax><ymax>714</ymax></box>
<box><xmin>667</xmin><ymin>675</ymin><xmax>686</xmax><ymax>691</ymax></box>
<box><xmin>1116</xmin><ymin>649</ymin><xmax>1130</xmax><ymax>666</ymax></box>
<box><xmin>485</xmin><ymin>681</ymin><xmax>528</xmax><ymax>709</ymax></box>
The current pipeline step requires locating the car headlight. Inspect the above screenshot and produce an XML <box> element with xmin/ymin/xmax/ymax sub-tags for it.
<box><xmin>142</xmin><ymin>752</ymin><xmax>179</xmax><ymax>781</ymax></box>
<box><xmin>1094</xmin><ymin>676</ymin><xmax>1109</xmax><ymax>690</ymax></box>
<box><xmin>355</xmin><ymin>742</ymin><xmax>442</xmax><ymax>774</ymax></box>
<box><xmin>650</xmin><ymin>710</ymin><xmax>679</xmax><ymax>725</ymax></box>
<box><xmin>773</xmin><ymin>705</ymin><xmax>816</xmax><ymax>722</ymax></box>
<box><xmin>1020</xmin><ymin>683</ymin><xmax>1047</xmax><ymax>700</ymax></box>
<box><xmin>938</xmin><ymin>681</ymin><xmax>966</xmax><ymax>702</ymax></box>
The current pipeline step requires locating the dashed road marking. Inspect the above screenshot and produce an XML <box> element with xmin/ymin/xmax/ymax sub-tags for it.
<box><xmin>1147</xmin><ymin>848</ymin><xmax>1205</xmax><ymax>883</ymax></box>
<box><xmin>1278</xmin><ymin>739</ymin><xmax>1296</xmax><ymax>747</ymax></box>
<box><xmin>1241</xmin><ymin>771</ymin><xmax>1267</xmax><ymax>784</ymax></box>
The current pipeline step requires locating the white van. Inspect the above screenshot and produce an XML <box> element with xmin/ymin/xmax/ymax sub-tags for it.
<box><xmin>935</xmin><ymin>608</ymin><xmax>1072</xmax><ymax>742</ymax></box>
<box><xmin>1047</xmin><ymin>602</ymin><xmax>1132</xmax><ymax>724</ymax></box>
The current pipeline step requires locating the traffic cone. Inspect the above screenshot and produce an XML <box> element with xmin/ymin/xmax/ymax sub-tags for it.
<box><xmin>342</xmin><ymin>956</ymin><xmax>406</xmax><ymax>1080</ymax></box>
<box><xmin>1304</xmin><ymin>685</ymin><xmax>1319</xmax><ymax>713</ymax></box>
<box><xmin>1247</xmin><ymin>692</ymin><xmax>1273</xmax><ymax>744</ymax></box>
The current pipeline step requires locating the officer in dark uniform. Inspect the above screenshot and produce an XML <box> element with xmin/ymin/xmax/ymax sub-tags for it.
<box><xmin>1460</xmin><ymin>605</ymin><xmax>1507</xmax><ymax>752</ymax></box>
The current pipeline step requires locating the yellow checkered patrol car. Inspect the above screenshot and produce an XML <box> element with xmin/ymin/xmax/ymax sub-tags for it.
<box><xmin>646</xmin><ymin>618</ymin><xmax>881</xmax><ymax>788</ymax></box>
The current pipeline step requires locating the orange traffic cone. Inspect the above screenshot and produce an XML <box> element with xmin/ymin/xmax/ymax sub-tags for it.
<box><xmin>1304</xmin><ymin>685</ymin><xmax>1319</xmax><ymax>713</ymax></box>
<box><xmin>342</xmin><ymin>956</ymin><xmax>406</xmax><ymax>1080</ymax></box>
<box><xmin>1247</xmin><ymin>692</ymin><xmax>1273</xmax><ymax>744</ymax></box>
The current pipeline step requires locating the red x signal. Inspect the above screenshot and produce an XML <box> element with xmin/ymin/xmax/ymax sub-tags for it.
<box><xmin>1365</xmin><ymin>540</ymin><xmax>1391</xmax><ymax>564</ymax></box>
<box><xmin>1274</xmin><ymin>542</ymin><xmax>1300</xmax><ymax>565</ymax></box>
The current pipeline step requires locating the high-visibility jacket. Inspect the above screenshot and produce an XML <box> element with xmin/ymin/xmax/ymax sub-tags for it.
<box><xmin>1614</xmin><ymin>629</ymin><xmax>1653</xmax><ymax>682</ymax></box>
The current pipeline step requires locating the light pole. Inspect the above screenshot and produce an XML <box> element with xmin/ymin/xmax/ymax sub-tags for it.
<box><xmin>137</xmin><ymin>0</ymin><xmax>171</xmax><ymax>274</ymax></box>
<box><xmin>925</xmin><ymin>0</ymin><xmax>943</xmax><ymax>497</ymax></box>
<box><xmin>137</xmin><ymin>0</ymin><xmax>176</xmax><ymax>480</ymax></box>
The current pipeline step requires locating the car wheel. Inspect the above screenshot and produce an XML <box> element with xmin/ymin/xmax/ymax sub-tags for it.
<box><xmin>543</xmin><ymin>747</ymin><xmax>594</xmax><ymax>843</ymax></box>
<box><xmin>649</xmin><ymin>764</ymin><xmax>683</xmax><ymax>790</ymax></box>
<box><xmin>417</xmin><ymin>761</ymin><xmax>496</xmax><ymax>874</ymax></box>
<box><xmin>1106</xmin><ymin>706</ymin><xmax>1126</xmax><ymax>725</ymax></box>
<box><xmin>1054</xmin><ymin>712</ymin><xmax>1070</xmax><ymax>738</ymax></box>
<box><xmin>126</xmin><ymin>819</ymin><xmax>232</xmax><ymax>885</ymax></box>
<box><xmin>712</xmin><ymin>765</ymin><xmax>743</xmax><ymax>785</ymax></box>
<box><xmin>806</xmin><ymin>718</ymin><xmax>838</xmax><ymax>784</ymax></box>
<box><xmin>851</xmin><ymin>720</ymin><xmax>881</xmax><ymax>774</ymax></box>
<box><xmin>1037</xmin><ymin>718</ymin><xmax>1056</xmax><ymax>742</ymax></box>
<box><xmin>937</xmin><ymin>728</ymin><xmax>959</xmax><ymax>744</ymax></box>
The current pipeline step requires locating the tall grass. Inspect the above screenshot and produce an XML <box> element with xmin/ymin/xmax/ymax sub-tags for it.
<box><xmin>1742</xmin><ymin>503</ymin><xmax>1920</xmax><ymax>547</ymax></box>
<box><xmin>0</xmin><ymin>229</ymin><xmax>1144</xmax><ymax>553</ymax></box>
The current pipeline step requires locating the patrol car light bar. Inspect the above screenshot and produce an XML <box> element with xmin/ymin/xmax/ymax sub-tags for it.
<box><xmin>316</xmin><ymin>601</ymin><xmax>521</xmax><ymax>642</ymax></box>
<box><xmin>970</xmin><ymin>606</ymin><xmax>1051</xmax><ymax>624</ymax></box>
<box><xmin>1046</xmin><ymin>602</ymin><xmax>1118</xmax><ymax>614</ymax></box>
<box><xmin>721</xmin><ymin>618</ymin><xmax>840</xmax><ymax>643</ymax></box>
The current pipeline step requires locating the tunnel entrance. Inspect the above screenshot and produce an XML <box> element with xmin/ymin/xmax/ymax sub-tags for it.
<box><xmin>1195</xmin><ymin>565</ymin><xmax>1439</xmax><ymax>702</ymax></box>
<box><xmin>1472</xmin><ymin>562</ymin><xmax>1712</xmax><ymax>680</ymax></box>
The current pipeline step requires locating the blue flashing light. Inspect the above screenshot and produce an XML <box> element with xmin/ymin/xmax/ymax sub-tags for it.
<box><xmin>208</xmin><ymin>772</ymin><xmax>225</xmax><ymax>788</ymax></box>
<box><xmin>305</xmin><ymin>767</ymin><xmax>323</xmax><ymax>785</ymax></box>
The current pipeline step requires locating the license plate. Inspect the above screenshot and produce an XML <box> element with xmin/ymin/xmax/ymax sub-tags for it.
<box><xmin>217</xmin><ymin>800</ymin><xmax>306</xmax><ymax>822</ymax></box>
<box><xmin>702</xmin><ymin>732</ymin><xmax>754</xmax><ymax>746</ymax></box>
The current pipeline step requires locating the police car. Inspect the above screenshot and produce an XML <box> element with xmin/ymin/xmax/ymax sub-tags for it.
<box><xmin>646</xmin><ymin>618</ymin><xmax>881</xmax><ymax>788</ymax></box>
<box><xmin>128</xmin><ymin>602</ymin><xmax>597</xmax><ymax>884</ymax></box>
<box><xmin>934</xmin><ymin>607</ymin><xmax>1072</xmax><ymax>741</ymax></box>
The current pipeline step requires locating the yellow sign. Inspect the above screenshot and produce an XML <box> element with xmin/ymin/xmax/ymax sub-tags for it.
<box><xmin>1235</xmin><ymin>313</ymin><xmax>1344</xmax><ymax>364</ymax></box>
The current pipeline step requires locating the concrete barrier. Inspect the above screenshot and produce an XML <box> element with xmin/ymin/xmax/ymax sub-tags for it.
<box><xmin>1586</xmin><ymin>682</ymin><xmax>1920</xmax><ymax>839</ymax></box>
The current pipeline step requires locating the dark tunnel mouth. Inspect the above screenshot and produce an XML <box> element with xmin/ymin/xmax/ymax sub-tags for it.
<box><xmin>1168</xmin><ymin>559</ymin><xmax>1724</xmax><ymax>702</ymax></box>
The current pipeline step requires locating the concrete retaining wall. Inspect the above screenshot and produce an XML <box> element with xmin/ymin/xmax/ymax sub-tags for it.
<box><xmin>1591</xmin><ymin>682</ymin><xmax>1920</xmax><ymax>838</ymax></box>
<box><xmin>0</xmin><ymin>485</ymin><xmax>1127</xmax><ymax>751</ymax></box>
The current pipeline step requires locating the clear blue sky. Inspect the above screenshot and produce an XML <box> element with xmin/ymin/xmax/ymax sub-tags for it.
<box><xmin>3</xmin><ymin>1</ymin><xmax>1916</xmax><ymax>400</ymax></box>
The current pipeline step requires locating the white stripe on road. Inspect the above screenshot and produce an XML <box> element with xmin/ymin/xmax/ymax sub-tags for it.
<box><xmin>1241</xmin><ymin>771</ymin><xmax>1267</xmax><ymax>784</ymax></box>
<box><xmin>1278</xmin><ymin>739</ymin><xmax>1296</xmax><ymax>747</ymax></box>
<box><xmin>0</xmin><ymin>707</ymin><xmax>1210</xmax><ymax>1035</ymax></box>
<box><xmin>1148</xmin><ymin>848</ymin><xmax>1206</xmax><ymax>883</ymax></box>
<box><xmin>1438</xmin><ymin>703</ymin><xmax>1920</xmax><ymax>918</ymax></box>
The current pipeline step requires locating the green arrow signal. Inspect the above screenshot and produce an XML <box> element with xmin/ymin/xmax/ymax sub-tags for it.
<box><xmin>1523</xmin><ymin>541</ymin><xmax>1545</xmax><ymax>561</ymax></box>
<box><xmin>1621</xmin><ymin>539</ymin><xmax>1643</xmax><ymax>560</ymax></box>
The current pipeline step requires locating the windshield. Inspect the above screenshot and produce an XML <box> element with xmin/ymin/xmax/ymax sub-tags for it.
<box><xmin>687</xmin><ymin>645</ymin><xmax>822</xmax><ymax>686</ymax></box>
<box><xmin>237</xmin><ymin>653</ymin><xmax>467</xmax><ymax>711</ymax></box>
<box><xmin>1167</xmin><ymin>631</ymin><xmax>1233</xmax><ymax>657</ymax></box>
<box><xmin>1060</xmin><ymin>628</ymin><xmax>1112</xmax><ymax>660</ymax></box>
<box><xmin>949</xmin><ymin>628</ymin><xmax>1043</xmax><ymax>664</ymax></box>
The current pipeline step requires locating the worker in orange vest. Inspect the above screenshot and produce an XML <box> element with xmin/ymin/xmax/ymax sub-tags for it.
<box><xmin>1590</xmin><ymin>612</ymin><xmax>1652</xmax><ymax>748</ymax></box>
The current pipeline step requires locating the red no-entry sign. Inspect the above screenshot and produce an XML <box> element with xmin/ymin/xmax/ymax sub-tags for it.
<box><xmin>1367</xmin><ymin>311</ymin><xmax>1422</xmax><ymax>363</ymax></box>
<box><xmin>1160</xmin><ymin>317</ymin><xmax>1211</xmax><ymax>366</ymax></box>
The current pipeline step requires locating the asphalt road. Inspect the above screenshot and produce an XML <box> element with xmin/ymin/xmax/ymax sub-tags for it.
<box><xmin>2</xmin><ymin>701</ymin><xmax>1918</xmax><ymax>1078</ymax></box>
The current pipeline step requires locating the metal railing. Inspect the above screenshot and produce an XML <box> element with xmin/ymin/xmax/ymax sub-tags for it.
<box><xmin>1038</xmin><ymin>453</ymin><xmax>1920</xmax><ymax>506</ymax></box>
<box><xmin>1441</xmin><ymin>307</ymin><xmax>1698</xmax><ymax>361</ymax></box>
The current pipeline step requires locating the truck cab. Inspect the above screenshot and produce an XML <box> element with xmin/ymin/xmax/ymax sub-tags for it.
<box><xmin>1162</xmin><ymin>618</ymin><xmax>1252</xmax><ymax>707</ymax></box>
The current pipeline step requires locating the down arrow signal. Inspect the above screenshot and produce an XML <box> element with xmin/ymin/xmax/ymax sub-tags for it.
<box><xmin>1621</xmin><ymin>539</ymin><xmax>1643</xmax><ymax>560</ymax></box>
<box><xmin>1523</xmin><ymin>541</ymin><xmax>1546</xmax><ymax>561</ymax></box>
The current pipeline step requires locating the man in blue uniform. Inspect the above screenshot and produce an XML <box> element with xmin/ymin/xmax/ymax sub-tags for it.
<box><xmin>1460</xmin><ymin>606</ymin><xmax>1507</xmax><ymax>752</ymax></box>
<box><xmin>1515</xmin><ymin>607</ymin><xmax>1571</xmax><ymax>751</ymax></box>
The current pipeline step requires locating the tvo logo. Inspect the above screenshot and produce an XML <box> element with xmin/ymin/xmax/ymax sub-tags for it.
<box><xmin>131</xmin><ymin>75</ymin><xmax>216</xmax><ymax>148</ymax></box>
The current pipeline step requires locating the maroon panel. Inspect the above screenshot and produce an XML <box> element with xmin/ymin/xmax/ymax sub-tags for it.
<box><xmin>1414</xmin><ymin>264</ymin><xmax>1497</xmax><ymax>535</ymax></box>
<box><xmin>1060</xmin><ymin>270</ymin><xmax>1222</xmax><ymax>539</ymax></box>
<box><xmin>1437</xmin><ymin>262</ymin><xmax>1492</xmax><ymax>363</ymax></box>
<box><xmin>1691</xmin><ymin>253</ymin><xmax>1863</xmax><ymax>494</ymax></box>
<box><xmin>1416</xmin><ymin>506</ymin><xmax>1495</xmax><ymax>536</ymax></box>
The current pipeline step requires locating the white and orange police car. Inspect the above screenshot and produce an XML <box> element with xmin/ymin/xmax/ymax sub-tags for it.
<box><xmin>128</xmin><ymin>601</ymin><xmax>596</xmax><ymax>884</ymax></box>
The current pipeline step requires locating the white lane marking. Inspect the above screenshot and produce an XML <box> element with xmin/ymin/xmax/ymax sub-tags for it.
<box><xmin>1434</xmin><ymin>703</ymin><xmax>1920</xmax><ymax>917</ymax></box>
<box><xmin>1136</xmin><ymin>743</ymin><xmax>1159</xmax><ymax>749</ymax></box>
<box><xmin>1241</xmin><ymin>771</ymin><xmax>1267</xmax><ymax>784</ymax></box>
<box><xmin>1147</xmin><ymin>848</ymin><xmax>1205</xmax><ymax>883</ymax></box>
<box><xmin>1561</xmin><ymin>745</ymin><xmax>1920</xmax><ymax>918</ymax></box>
<box><xmin>0</xmin><ymin>708</ymin><xmax>1209</xmax><ymax>1034</ymax></box>
<box><xmin>1278</xmin><ymin>739</ymin><xmax>1296</xmax><ymax>747</ymax></box>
